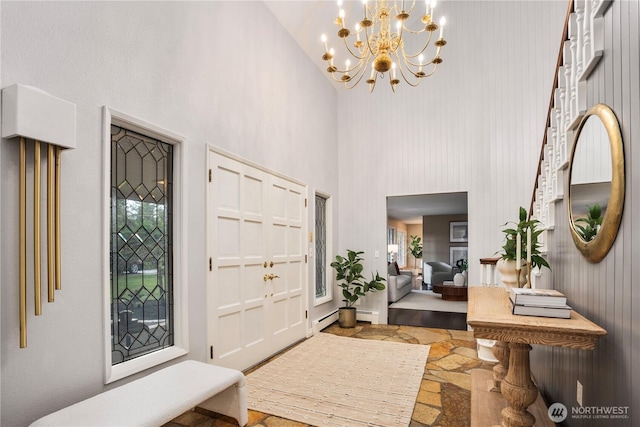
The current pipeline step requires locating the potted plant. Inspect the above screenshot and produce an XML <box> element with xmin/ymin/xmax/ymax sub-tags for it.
<box><xmin>574</xmin><ymin>203</ymin><xmax>603</xmax><ymax>242</ymax></box>
<box><xmin>455</xmin><ymin>258</ymin><xmax>468</xmax><ymax>285</ymax></box>
<box><xmin>330</xmin><ymin>249</ymin><xmax>386</xmax><ymax>328</ymax></box>
<box><xmin>408</xmin><ymin>235</ymin><xmax>423</xmax><ymax>274</ymax></box>
<box><xmin>497</xmin><ymin>207</ymin><xmax>550</xmax><ymax>288</ymax></box>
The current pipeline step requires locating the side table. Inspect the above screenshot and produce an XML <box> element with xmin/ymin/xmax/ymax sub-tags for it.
<box><xmin>414</xmin><ymin>274</ymin><xmax>423</xmax><ymax>290</ymax></box>
<box><xmin>467</xmin><ymin>287</ymin><xmax>606</xmax><ymax>427</ymax></box>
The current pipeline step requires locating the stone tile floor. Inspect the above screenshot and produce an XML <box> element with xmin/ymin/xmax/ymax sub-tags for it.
<box><xmin>165</xmin><ymin>323</ymin><xmax>496</xmax><ymax>427</ymax></box>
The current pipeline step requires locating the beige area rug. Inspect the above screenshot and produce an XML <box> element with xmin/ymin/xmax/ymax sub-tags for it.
<box><xmin>246</xmin><ymin>333</ymin><xmax>430</xmax><ymax>427</ymax></box>
<box><xmin>388</xmin><ymin>290</ymin><xmax>468</xmax><ymax>313</ymax></box>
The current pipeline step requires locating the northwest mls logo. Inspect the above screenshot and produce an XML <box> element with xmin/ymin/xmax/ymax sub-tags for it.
<box><xmin>548</xmin><ymin>403</ymin><xmax>568</xmax><ymax>422</ymax></box>
<box><xmin>549</xmin><ymin>402</ymin><xmax>631</xmax><ymax>421</ymax></box>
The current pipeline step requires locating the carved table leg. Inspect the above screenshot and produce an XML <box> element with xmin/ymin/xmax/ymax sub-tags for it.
<box><xmin>490</xmin><ymin>340</ymin><xmax>510</xmax><ymax>392</ymax></box>
<box><xmin>500</xmin><ymin>343</ymin><xmax>538</xmax><ymax>427</ymax></box>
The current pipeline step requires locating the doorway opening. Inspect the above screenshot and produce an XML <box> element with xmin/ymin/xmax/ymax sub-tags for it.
<box><xmin>386</xmin><ymin>192</ymin><xmax>468</xmax><ymax>330</ymax></box>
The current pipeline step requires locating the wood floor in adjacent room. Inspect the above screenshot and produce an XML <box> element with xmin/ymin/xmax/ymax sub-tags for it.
<box><xmin>165</xmin><ymin>323</ymin><xmax>495</xmax><ymax>427</ymax></box>
<box><xmin>388</xmin><ymin>307</ymin><xmax>468</xmax><ymax>330</ymax></box>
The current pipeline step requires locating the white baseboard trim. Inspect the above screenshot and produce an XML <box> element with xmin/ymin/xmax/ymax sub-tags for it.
<box><xmin>312</xmin><ymin>309</ymin><xmax>382</xmax><ymax>333</ymax></box>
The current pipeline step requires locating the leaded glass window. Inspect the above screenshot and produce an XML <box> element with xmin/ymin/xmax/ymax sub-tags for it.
<box><xmin>315</xmin><ymin>195</ymin><xmax>327</xmax><ymax>299</ymax></box>
<box><xmin>110</xmin><ymin>124</ymin><xmax>174</xmax><ymax>365</ymax></box>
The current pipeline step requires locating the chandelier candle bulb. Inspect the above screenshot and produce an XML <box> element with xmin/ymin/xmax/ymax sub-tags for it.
<box><xmin>322</xmin><ymin>34</ymin><xmax>328</xmax><ymax>52</ymax></box>
<box><xmin>439</xmin><ymin>16</ymin><xmax>446</xmax><ymax>38</ymax></box>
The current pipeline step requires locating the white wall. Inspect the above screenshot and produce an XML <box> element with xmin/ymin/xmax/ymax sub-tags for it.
<box><xmin>0</xmin><ymin>2</ymin><xmax>338</xmax><ymax>425</ymax></box>
<box><xmin>336</xmin><ymin>0</ymin><xmax>567</xmax><ymax>320</ymax></box>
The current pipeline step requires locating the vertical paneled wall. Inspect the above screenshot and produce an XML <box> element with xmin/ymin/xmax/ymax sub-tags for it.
<box><xmin>336</xmin><ymin>0</ymin><xmax>566</xmax><ymax>318</ymax></box>
<box><xmin>531</xmin><ymin>0</ymin><xmax>639</xmax><ymax>424</ymax></box>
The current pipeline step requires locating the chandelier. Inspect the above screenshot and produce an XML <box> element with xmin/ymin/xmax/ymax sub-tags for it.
<box><xmin>321</xmin><ymin>0</ymin><xmax>447</xmax><ymax>92</ymax></box>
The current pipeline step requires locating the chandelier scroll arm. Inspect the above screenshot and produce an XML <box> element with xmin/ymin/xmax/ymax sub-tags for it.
<box><xmin>395</xmin><ymin>59</ymin><xmax>424</xmax><ymax>87</ymax></box>
<box><xmin>398</xmin><ymin>38</ymin><xmax>436</xmax><ymax>69</ymax></box>
<box><xmin>363</xmin><ymin>25</ymin><xmax>379</xmax><ymax>58</ymax></box>
<box><xmin>340</xmin><ymin>35</ymin><xmax>368</xmax><ymax>61</ymax></box>
<box><xmin>342</xmin><ymin>60</ymin><xmax>372</xmax><ymax>89</ymax></box>
<box><xmin>415</xmin><ymin>60</ymin><xmax>441</xmax><ymax>79</ymax></box>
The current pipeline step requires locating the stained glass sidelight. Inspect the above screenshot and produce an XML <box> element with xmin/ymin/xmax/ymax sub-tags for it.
<box><xmin>315</xmin><ymin>195</ymin><xmax>327</xmax><ymax>299</ymax></box>
<box><xmin>110</xmin><ymin>124</ymin><xmax>174</xmax><ymax>365</ymax></box>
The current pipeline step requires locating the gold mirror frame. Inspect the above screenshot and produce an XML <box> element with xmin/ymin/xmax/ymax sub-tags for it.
<box><xmin>567</xmin><ymin>103</ymin><xmax>625</xmax><ymax>263</ymax></box>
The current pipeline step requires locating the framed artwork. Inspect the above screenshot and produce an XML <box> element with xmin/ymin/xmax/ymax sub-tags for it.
<box><xmin>449</xmin><ymin>221</ymin><xmax>468</xmax><ymax>243</ymax></box>
<box><xmin>450</xmin><ymin>246</ymin><xmax>468</xmax><ymax>267</ymax></box>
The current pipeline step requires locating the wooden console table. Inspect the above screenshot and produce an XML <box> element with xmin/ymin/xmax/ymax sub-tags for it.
<box><xmin>467</xmin><ymin>287</ymin><xmax>606</xmax><ymax>427</ymax></box>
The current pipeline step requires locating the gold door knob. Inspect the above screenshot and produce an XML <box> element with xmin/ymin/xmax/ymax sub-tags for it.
<box><xmin>263</xmin><ymin>261</ymin><xmax>268</xmax><ymax>268</ymax></box>
<box><xmin>263</xmin><ymin>274</ymin><xmax>269</xmax><ymax>282</ymax></box>
<box><xmin>267</xmin><ymin>273</ymin><xmax>280</xmax><ymax>280</ymax></box>
<box><xmin>270</xmin><ymin>261</ymin><xmax>274</xmax><ymax>268</ymax></box>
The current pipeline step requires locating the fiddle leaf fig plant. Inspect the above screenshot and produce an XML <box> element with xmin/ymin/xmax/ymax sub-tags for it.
<box><xmin>499</xmin><ymin>207</ymin><xmax>551</xmax><ymax>270</ymax></box>
<box><xmin>574</xmin><ymin>203</ymin><xmax>603</xmax><ymax>242</ymax></box>
<box><xmin>330</xmin><ymin>250</ymin><xmax>386</xmax><ymax>308</ymax></box>
<box><xmin>408</xmin><ymin>235</ymin><xmax>423</xmax><ymax>269</ymax></box>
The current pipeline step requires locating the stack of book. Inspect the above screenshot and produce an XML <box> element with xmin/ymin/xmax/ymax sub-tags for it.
<box><xmin>509</xmin><ymin>288</ymin><xmax>572</xmax><ymax>319</ymax></box>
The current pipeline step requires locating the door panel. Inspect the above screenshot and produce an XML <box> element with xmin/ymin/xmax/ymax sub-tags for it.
<box><xmin>208</xmin><ymin>150</ymin><xmax>307</xmax><ymax>370</ymax></box>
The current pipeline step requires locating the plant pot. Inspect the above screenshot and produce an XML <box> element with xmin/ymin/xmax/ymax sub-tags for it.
<box><xmin>496</xmin><ymin>258</ymin><xmax>527</xmax><ymax>289</ymax></box>
<box><xmin>338</xmin><ymin>307</ymin><xmax>357</xmax><ymax>328</ymax></box>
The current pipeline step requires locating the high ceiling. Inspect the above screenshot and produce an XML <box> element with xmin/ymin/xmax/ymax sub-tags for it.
<box><xmin>264</xmin><ymin>1</ymin><xmax>339</xmax><ymax>83</ymax></box>
<box><xmin>264</xmin><ymin>2</ymin><xmax>468</xmax><ymax>225</ymax></box>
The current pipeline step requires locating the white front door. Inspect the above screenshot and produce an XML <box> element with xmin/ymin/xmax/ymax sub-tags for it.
<box><xmin>206</xmin><ymin>149</ymin><xmax>307</xmax><ymax>370</ymax></box>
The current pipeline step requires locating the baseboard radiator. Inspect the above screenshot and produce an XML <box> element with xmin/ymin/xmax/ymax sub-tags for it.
<box><xmin>356</xmin><ymin>310</ymin><xmax>380</xmax><ymax>324</ymax></box>
<box><xmin>312</xmin><ymin>309</ymin><xmax>381</xmax><ymax>334</ymax></box>
<box><xmin>312</xmin><ymin>309</ymin><xmax>338</xmax><ymax>334</ymax></box>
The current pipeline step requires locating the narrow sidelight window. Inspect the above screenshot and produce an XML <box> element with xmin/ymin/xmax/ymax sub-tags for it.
<box><xmin>315</xmin><ymin>195</ymin><xmax>327</xmax><ymax>299</ymax></box>
<box><xmin>110</xmin><ymin>124</ymin><xmax>174</xmax><ymax>364</ymax></box>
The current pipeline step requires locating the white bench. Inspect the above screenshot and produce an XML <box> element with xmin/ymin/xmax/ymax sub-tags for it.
<box><xmin>30</xmin><ymin>360</ymin><xmax>248</xmax><ymax>426</ymax></box>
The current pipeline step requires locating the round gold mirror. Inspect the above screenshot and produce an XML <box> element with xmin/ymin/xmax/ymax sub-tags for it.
<box><xmin>567</xmin><ymin>104</ymin><xmax>624</xmax><ymax>263</ymax></box>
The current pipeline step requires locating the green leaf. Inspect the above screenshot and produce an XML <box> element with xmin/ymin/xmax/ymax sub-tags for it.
<box><xmin>519</xmin><ymin>207</ymin><xmax>527</xmax><ymax>222</ymax></box>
